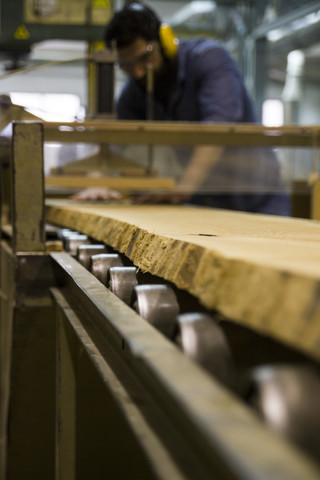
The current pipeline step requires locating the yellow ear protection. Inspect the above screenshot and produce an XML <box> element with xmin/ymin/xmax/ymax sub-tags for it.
<box><xmin>126</xmin><ymin>2</ymin><xmax>179</xmax><ymax>59</ymax></box>
<box><xmin>159</xmin><ymin>23</ymin><xmax>179</xmax><ymax>59</ymax></box>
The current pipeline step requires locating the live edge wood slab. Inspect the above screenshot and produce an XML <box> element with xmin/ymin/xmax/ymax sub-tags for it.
<box><xmin>46</xmin><ymin>202</ymin><xmax>320</xmax><ymax>361</ymax></box>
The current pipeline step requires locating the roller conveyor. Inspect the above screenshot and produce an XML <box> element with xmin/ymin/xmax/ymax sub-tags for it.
<box><xmin>1</xmin><ymin>121</ymin><xmax>320</xmax><ymax>479</ymax></box>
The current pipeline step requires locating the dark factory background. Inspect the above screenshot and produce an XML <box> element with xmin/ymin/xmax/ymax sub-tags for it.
<box><xmin>0</xmin><ymin>1</ymin><xmax>320</xmax><ymax>183</ymax></box>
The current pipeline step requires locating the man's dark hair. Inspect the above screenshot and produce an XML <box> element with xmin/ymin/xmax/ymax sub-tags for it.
<box><xmin>104</xmin><ymin>2</ymin><xmax>161</xmax><ymax>49</ymax></box>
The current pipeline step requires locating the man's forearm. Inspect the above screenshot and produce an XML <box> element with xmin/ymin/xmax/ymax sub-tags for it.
<box><xmin>175</xmin><ymin>146</ymin><xmax>223</xmax><ymax>195</ymax></box>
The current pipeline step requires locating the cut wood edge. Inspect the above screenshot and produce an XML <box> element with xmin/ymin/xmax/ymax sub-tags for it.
<box><xmin>45</xmin><ymin>203</ymin><xmax>320</xmax><ymax>362</ymax></box>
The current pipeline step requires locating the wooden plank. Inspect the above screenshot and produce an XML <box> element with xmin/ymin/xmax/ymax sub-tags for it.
<box><xmin>45</xmin><ymin>175</ymin><xmax>175</xmax><ymax>190</ymax></box>
<box><xmin>12</xmin><ymin>122</ymin><xmax>45</xmax><ymax>252</ymax></box>
<box><xmin>45</xmin><ymin>202</ymin><xmax>320</xmax><ymax>361</ymax></box>
<box><xmin>44</xmin><ymin>120</ymin><xmax>320</xmax><ymax>147</ymax></box>
<box><xmin>311</xmin><ymin>179</ymin><xmax>320</xmax><ymax>220</ymax></box>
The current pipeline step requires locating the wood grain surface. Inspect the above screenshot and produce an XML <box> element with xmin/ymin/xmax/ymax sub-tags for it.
<box><xmin>45</xmin><ymin>175</ymin><xmax>175</xmax><ymax>190</ymax></box>
<box><xmin>46</xmin><ymin>202</ymin><xmax>320</xmax><ymax>360</ymax></box>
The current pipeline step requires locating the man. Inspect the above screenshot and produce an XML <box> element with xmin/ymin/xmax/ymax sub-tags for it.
<box><xmin>99</xmin><ymin>2</ymin><xmax>290</xmax><ymax>215</ymax></box>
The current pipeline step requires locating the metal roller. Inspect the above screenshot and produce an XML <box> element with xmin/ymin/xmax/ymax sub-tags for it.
<box><xmin>57</xmin><ymin>228</ymin><xmax>77</xmax><ymax>240</ymax></box>
<box><xmin>90</xmin><ymin>253</ymin><xmax>124</xmax><ymax>285</ymax></box>
<box><xmin>178</xmin><ymin>313</ymin><xmax>235</xmax><ymax>388</ymax></box>
<box><xmin>133</xmin><ymin>284</ymin><xmax>179</xmax><ymax>339</ymax></box>
<box><xmin>63</xmin><ymin>234</ymin><xmax>90</xmax><ymax>254</ymax></box>
<box><xmin>248</xmin><ymin>364</ymin><xmax>320</xmax><ymax>460</ymax></box>
<box><xmin>108</xmin><ymin>266</ymin><xmax>138</xmax><ymax>305</ymax></box>
<box><xmin>76</xmin><ymin>244</ymin><xmax>108</xmax><ymax>270</ymax></box>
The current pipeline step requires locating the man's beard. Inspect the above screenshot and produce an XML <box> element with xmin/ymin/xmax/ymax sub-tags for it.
<box><xmin>134</xmin><ymin>57</ymin><xmax>178</xmax><ymax>107</ymax></box>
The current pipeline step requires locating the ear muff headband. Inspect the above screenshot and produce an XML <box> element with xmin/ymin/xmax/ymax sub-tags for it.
<box><xmin>159</xmin><ymin>23</ymin><xmax>179</xmax><ymax>59</ymax></box>
<box><xmin>126</xmin><ymin>3</ymin><xmax>178</xmax><ymax>59</ymax></box>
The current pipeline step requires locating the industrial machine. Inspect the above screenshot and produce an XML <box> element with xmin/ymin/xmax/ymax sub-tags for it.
<box><xmin>0</xmin><ymin>0</ymin><xmax>112</xmax><ymax>58</ymax></box>
<box><xmin>1</xmin><ymin>119</ymin><xmax>320</xmax><ymax>480</ymax></box>
<box><xmin>0</xmin><ymin>0</ymin><xmax>116</xmax><ymax>120</ymax></box>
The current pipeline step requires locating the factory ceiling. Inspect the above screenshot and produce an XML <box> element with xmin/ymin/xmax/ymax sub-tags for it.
<box><xmin>0</xmin><ymin>0</ymin><xmax>319</xmax><ymax>85</ymax></box>
<box><xmin>159</xmin><ymin>0</ymin><xmax>320</xmax><ymax>83</ymax></box>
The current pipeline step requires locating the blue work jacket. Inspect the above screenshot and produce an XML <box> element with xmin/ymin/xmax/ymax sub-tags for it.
<box><xmin>117</xmin><ymin>38</ymin><xmax>290</xmax><ymax>216</ymax></box>
<box><xmin>117</xmin><ymin>38</ymin><xmax>256</xmax><ymax>122</ymax></box>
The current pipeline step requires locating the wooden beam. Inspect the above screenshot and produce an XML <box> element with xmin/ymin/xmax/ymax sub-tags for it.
<box><xmin>312</xmin><ymin>179</ymin><xmax>320</xmax><ymax>220</ymax></box>
<box><xmin>45</xmin><ymin>175</ymin><xmax>175</xmax><ymax>190</ymax></box>
<box><xmin>45</xmin><ymin>203</ymin><xmax>320</xmax><ymax>361</ymax></box>
<box><xmin>12</xmin><ymin>122</ymin><xmax>45</xmax><ymax>252</ymax></box>
<box><xmin>43</xmin><ymin>120</ymin><xmax>320</xmax><ymax>147</ymax></box>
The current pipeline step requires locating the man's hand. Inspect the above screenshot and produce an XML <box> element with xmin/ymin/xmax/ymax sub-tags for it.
<box><xmin>70</xmin><ymin>187</ymin><xmax>124</xmax><ymax>201</ymax></box>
